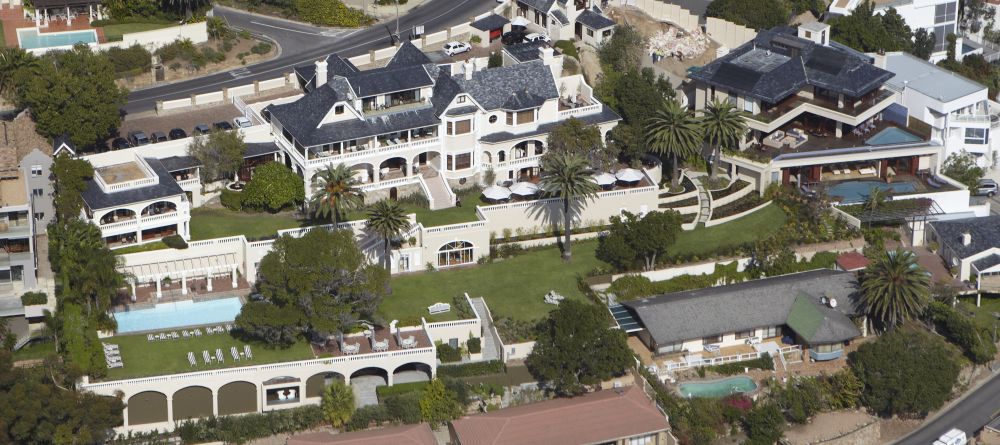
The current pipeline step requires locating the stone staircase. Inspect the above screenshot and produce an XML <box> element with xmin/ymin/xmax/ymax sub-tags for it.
<box><xmin>470</xmin><ymin>297</ymin><xmax>501</xmax><ymax>362</ymax></box>
<box><xmin>421</xmin><ymin>170</ymin><xmax>455</xmax><ymax>210</ymax></box>
<box><xmin>693</xmin><ymin>177</ymin><xmax>712</xmax><ymax>224</ymax></box>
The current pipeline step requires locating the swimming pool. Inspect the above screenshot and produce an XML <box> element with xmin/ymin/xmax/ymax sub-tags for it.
<box><xmin>18</xmin><ymin>28</ymin><xmax>98</xmax><ymax>50</ymax></box>
<box><xmin>114</xmin><ymin>297</ymin><xmax>243</xmax><ymax>333</ymax></box>
<box><xmin>827</xmin><ymin>180</ymin><xmax>917</xmax><ymax>204</ymax></box>
<box><xmin>865</xmin><ymin>127</ymin><xmax>922</xmax><ymax>145</ymax></box>
<box><xmin>678</xmin><ymin>376</ymin><xmax>757</xmax><ymax>398</ymax></box>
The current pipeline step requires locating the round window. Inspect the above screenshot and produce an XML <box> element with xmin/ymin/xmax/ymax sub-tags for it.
<box><xmin>459</xmin><ymin>178</ymin><xmax>467</xmax><ymax>185</ymax></box>
<box><xmin>489</xmin><ymin>115</ymin><xmax>498</xmax><ymax>124</ymax></box>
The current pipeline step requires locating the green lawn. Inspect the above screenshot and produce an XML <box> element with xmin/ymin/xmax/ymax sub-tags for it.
<box><xmin>671</xmin><ymin>204</ymin><xmax>786</xmax><ymax>257</ymax></box>
<box><xmin>113</xmin><ymin>241</ymin><xmax>168</xmax><ymax>255</ymax></box>
<box><xmin>12</xmin><ymin>340</ymin><xmax>56</xmax><ymax>362</ymax></box>
<box><xmin>384</xmin><ymin>241</ymin><xmax>607</xmax><ymax>324</ymax></box>
<box><xmin>101</xmin><ymin>22</ymin><xmax>176</xmax><ymax>42</ymax></box>
<box><xmin>189</xmin><ymin>208</ymin><xmax>306</xmax><ymax>240</ymax></box>
<box><xmin>103</xmin><ymin>331</ymin><xmax>315</xmax><ymax>380</ymax></box>
<box><xmin>957</xmin><ymin>295</ymin><xmax>1000</xmax><ymax>329</ymax></box>
<box><xmin>346</xmin><ymin>188</ymin><xmax>485</xmax><ymax>228</ymax></box>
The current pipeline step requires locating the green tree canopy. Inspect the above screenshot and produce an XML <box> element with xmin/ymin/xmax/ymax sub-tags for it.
<box><xmin>597</xmin><ymin>210</ymin><xmax>682</xmax><ymax>271</ymax></box>
<box><xmin>941</xmin><ymin>150</ymin><xmax>985</xmax><ymax>189</ymax></box>
<box><xmin>539</xmin><ymin>152</ymin><xmax>599</xmax><ymax>262</ymax></box>
<box><xmin>545</xmin><ymin>118</ymin><xmax>615</xmax><ymax>171</ymax></box>
<box><xmin>926</xmin><ymin>301</ymin><xmax>997</xmax><ymax>364</ymax></box>
<box><xmin>596</xmin><ymin>24</ymin><xmax>645</xmax><ymax>73</ymax></box>
<box><xmin>18</xmin><ymin>45</ymin><xmax>127</xmax><ymax>149</ymax></box>
<box><xmin>701</xmin><ymin>100</ymin><xmax>746</xmax><ymax>178</ymax></box>
<box><xmin>321</xmin><ymin>379</ymin><xmax>355</xmax><ymax>428</ymax></box>
<box><xmin>51</xmin><ymin>154</ymin><xmax>94</xmax><ymax>222</ymax></box>
<box><xmin>859</xmin><ymin>249</ymin><xmax>930</xmax><ymax>332</ymax></box>
<box><xmin>241</xmin><ymin>162</ymin><xmax>305</xmax><ymax>212</ymax></box>
<box><xmin>0</xmin><ymin>48</ymin><xmax>38</xmax><ymax>103</ymax></box>
<box><xmin>646</xmin><ymin>99</ymin><xmax>701</xmax><ymax>189</ymax></box>
<box><xmin>48</xmin><ymin>219</ymin><xmax>124</xmax><ymax>325</ymax></box>
<box><xmin>706</xmin><ymin>0</ymin><xmax>789</xmax><ymax>30</ymax></box>
<box><xmin>525</xmin><ymin>300</ymin><xmax>632</xmax><ymax>396</ymax></box>
<box><xmin>849</xmin><ymin>324</ymin><xmax>962</xmax><ymax>417</ymax></box>
<box><xmin>311</xmin><ymin>164</ymin><xmax>365</xmax><ymax>224</ymax></box>
<box><xmin>365</xmin><ymin>199</ymin><xmax>410</xmax><ymax>270</ymax></box>
<box><xmin>829</xmin><ymin>1</ymin><xmax>914</xmax><ymax>53</ymax></box>
<box><xmin>187</xmin><ymin>129</ymin><xmax>247</xmax><ymax>182</ymax></box>
<box><xmin>419</xmin><ymin>379</ymin><xmax>463</xmax><ymax>425</ymax></box>
<box><xmin>741</xmin><ymin>403</ymin><xmax>785</xmax><ymax>445</ymax></box>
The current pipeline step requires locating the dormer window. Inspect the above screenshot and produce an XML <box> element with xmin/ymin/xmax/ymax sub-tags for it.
<box><xmin>457</xmin><ymin>95</ymin><xmax>466</xmax><ymax>103</ymax></box>
<box><xmin>506</xmin><ymin>109</ymin><xmax>536</xmax><ymax>125</ymax></box>
<box><xmin>335</xmin><ymin>105</ymin><xmax>344</xmax><ymax>114</ymax></box>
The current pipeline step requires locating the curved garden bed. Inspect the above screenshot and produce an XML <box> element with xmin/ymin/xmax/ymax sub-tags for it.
<box><xmin>709</xmin><ymin>179</ymin><xmax>752</xmax><ymax>201</ymax></box>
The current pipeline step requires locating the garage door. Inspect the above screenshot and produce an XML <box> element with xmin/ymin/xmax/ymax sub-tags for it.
<box><xmin>490</xmin><ymin>28</ymin><xmax>502</xmax><ymax>41</ymax></box>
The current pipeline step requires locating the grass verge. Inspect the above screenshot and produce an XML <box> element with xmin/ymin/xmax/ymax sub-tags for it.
<box><xmin>101</xmin><ymin>22</ymin><xmax>176</xmax><ymax>42</ymax></box>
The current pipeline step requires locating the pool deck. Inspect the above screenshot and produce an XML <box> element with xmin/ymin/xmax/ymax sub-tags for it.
<box><xmin>112</xmin><ymin>275</ymin><xmax>252</xmax><ymax>311</ymax></box>
<box><xmin>0</xmin><ymin>6</ymin><xmax>106</xmax><ymax>48</ymax></box>
<box><xmin>753</xmin><ymin>121</ymin><xmax>926</xmax><ymax>160</ymax></box>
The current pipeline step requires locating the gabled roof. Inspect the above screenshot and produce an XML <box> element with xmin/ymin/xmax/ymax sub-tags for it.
<box><xmin>245</xmin><ymin>142</ymin><xmax>281</xmax><ymax>157</ymax></box>
<box><xmin>456</xmin><ymin>60</ymin><xmax>559</xmax><ymax>111</ymax></box>
<box><xmin>471</xmin><ymin>13</ymin><xmax>510</xmax><ymax>31</ymax></box>
<box><xmin>81</xmin><ymin>158</ymin><xmax>185</xmax><ymax>210</ymax></box>
<box><xmin>502</xmin><ymin>90</ymin><xmax>546</xmax><ymax>110</ymax></box>
<box><xmin>451</xmin><ymin>385</ymin><xmax>669</xmax><ymax>445</ymax></box>
<box><xmin>577</xmin><ymin>8</ymin><xmax>616</xmax><ymax>30</ymax></box>
<box><xmin>689</xmin><ymin>27</ymin><xmax>894</xmax><ymax>103</ymax></box>
<box><xmin>930</xmin><ymin>215</ymin><xmax>1000</xmax><ymax>259</ymax></box>
<box><xmin>550</xmin><ymin>9</ymin><xmax>569</xmax><ymax>26</ymax></box>
<box><xmin>623</xmin><ymin>269</ymin><xmax>861</xmax><ymax>346</ymax></box>
<box><xmin>344</xmin><ymin>64</ymin><xmax>435</xmax><ymax>98</ymax></box>
<box><xmin>786</xmin><ymin>293</ymin><xmax>861</xmax><ymax>345</ymax></box>
<box><xmin>517</xmin><ymin>0</ymin><xmax>556</xmax><ymax>13</ymax></box>
<box><xmin>158</xmin><ymin>155</ymin><xmax>201</xmax><ymax>172</ymax></box>
<box><xmin>385</xmin><ymin>41</ymin><xmax>433</xmax><ymax>68</ymax></box>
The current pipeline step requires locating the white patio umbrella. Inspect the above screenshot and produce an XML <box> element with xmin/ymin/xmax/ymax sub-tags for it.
<box><xmin>615</xmin><ymin>168</ymin><xmax>644</xmax><ymax>183</ymax></box>
<box><xmin>511</xmin><ymin>17</ymin><xmax>530</xmax><ymax>27</ymax></box>
<box><xmin>509</xmin><ymin>181</ymin><xmax>540</xmax><ymax>196</ymax></box>
<box><xmin>482</xmin><ymin>186</ymin><xmax>512</xmax><ymax>201</ymax></box>
<box><xmin>591</xmin><ymin>172</ymin><xmax>617</xmax><ymax>186</ymax></box>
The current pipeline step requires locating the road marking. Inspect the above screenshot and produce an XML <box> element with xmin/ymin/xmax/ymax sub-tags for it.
<box><xmin>229</xmin><ymin>68</ymin><xmax>252</xmax><ymax>78</ymax></box>
<box><xmin>250</xmin><ymin>21</ymin><xmax>329</xmax><ymax>36</ymax></box>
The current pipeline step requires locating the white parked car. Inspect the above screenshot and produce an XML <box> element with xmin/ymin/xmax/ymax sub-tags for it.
<box><xmin>933</xmin><ymin>429</ymin><xmax>967</xmax><ymax>445</ymax></box>
<box><xmin>233</xmin><ymin>116</ymin><xmax>252</xmax><ymax>128</ymax></box>
<box><xmin>443</xmin><ymin>41</ymin><xmax>471</xmax><ymax>56</ymax></box>
<box><xmin>525</xmin><ymin>32</ymin><xmax>551</xmax><ymax>43</ymax></box>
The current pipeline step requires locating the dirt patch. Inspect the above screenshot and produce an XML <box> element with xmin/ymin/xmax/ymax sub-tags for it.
<box><xmin>117</xmin><ymin>37</ymin><xmax>277</xmax><ymax>90</ymax></box>
<box><xmin>784</xmin><ymin>410</ymin><xmax>879</xmax><ymax>445</ymax></box>
<box><xmin>578</xmin><ymin>45</ymin><xmax>603</xmax><ymax>84</ymax></box>
<box><xmin>879</xmin><ymin>417</ymin><xmax>922</xmax><ymax>442</ymax></box>
<box><xmin>607</xmin><ymin>6</ymin><xmax>716</xmax><ymax>79</ymax></box>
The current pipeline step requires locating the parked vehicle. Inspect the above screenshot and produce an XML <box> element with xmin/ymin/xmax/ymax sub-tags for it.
<box><xmin>112</xmin><ymin>137</ymin><xmax>131</xmax><ymax>150</ymax></box>
<box><xmin>233</xmin><ymin>116</ymin><xmax>252</xmax><ymax>128</ymax></box>
<box><xmin>524</xmin><ymin>32</ymin><xmax>550</xmax><ymax>43</ymax></box>
<box><xmin>502</xmin><ymin>30</ymin><xmax>526</xmax><ymax>45</ymax></box>
<box><xmin>168</xmin><ymin>128</ymin><xmax>188</xmax><ymax>140</ymax></box>
<box><xmin>193</xmin><ymin>124</ymin><xmax>210</xmax><ymax>135</ymax></box>
<box><xmin>443</xmin><ymin>41</ymin><xmax>471</xmax><ymax>56</ymax></box>
<box><xmin>977</xmin><ymin>178</ymin><xmax>998</xmax><ymax>197</ymax></box>
<box><xmin>128</xmin><ymin>131</ymin><xmax>150</xmax><ymax>146</ymax></box>
<box><xmin>151</xmin><ymin>131</ymin><xmax>168</xmax><ymax>143</ymax></box>
<box><xmin>213</xmin><ymin>121</ymin><xmax>234</xmax><ymax>131</ymax></box>
<box><xmin>933</xmin><ymin>429</ymin><xmax>966</xmax><ymax>445</ymax></box>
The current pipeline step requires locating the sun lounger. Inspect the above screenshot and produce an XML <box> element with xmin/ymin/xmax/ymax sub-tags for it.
<box><xmin>216</xmin><ymin>349</ymin><xmax>224</xmax><ymax>363</ymax></box>
<box><xmin>188</xmin><ymin>352</ymin><xmax>197</xmax><ymax>367</ymax></box>
<box><xmin>703</xmin><ymin>344</ymin><xmax>720</xmax><ymax>353</ymax></box>
<box><xmin>194</xmin><ymin>329</ymin><xmax>202</xmax><ymax>337</ymax></box>
<box><xmin>859</xmin><ymin>167</ymin><xmax>877</xmax><ymax>176</ymax></box>
<box><xmin>927</xmin><ymin>176</ymin><xmax>943</xmax><ymax>188</ymax></box>
<box><xmin>244</xmin><ymin>345</ymin><xmax>252</xmax><ymax>359</ymax></box>
<box><xmin>148</xmin><ymin>334</ymin><xmax>155</xmax><ymax>342</ymax></box>
<box><xmin>182</xmin><ymin>331</ymin><xmax>190</xmax><ymax>338</ymax></box>
<box><xmin>203</xmin><ymin>350</ymin><xmax>212</xmax><ymax>365</ymax></box>
<box><xmin>231</xmin><ymin>346</ymin><xmax>240</xmax><ymax>361</ymax></box>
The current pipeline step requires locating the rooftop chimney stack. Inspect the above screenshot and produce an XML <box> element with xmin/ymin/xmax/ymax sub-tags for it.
<box><xmin>463</xmin><ymin>61</ymin><xmax>474</xmax><ymax>80</ymax></box>
<box><xmin>315</xmin><ymin>59</ymin><xmax>328</xmax><ymax>88</ymax></box>
<box><xmin>797</xmin><ymin>22</ymin><xmax>831</xmax><ymax>46</ymax></box>
<box><xmin>962</xmin><ymin>232</ymin><xmax>972</xmax><ymax>246</ymax></box>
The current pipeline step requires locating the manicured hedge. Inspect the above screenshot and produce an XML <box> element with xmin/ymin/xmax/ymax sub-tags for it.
<box><xmin>376</xmin><ymin>381</ymin><xmax>428</xmax><ymax>401</ymax></box>
<box><xmin>162</xmin><ymin>234</ymin><xmax>188</xmax><ymax>249</ymax></box>
<box><xmin>437</xmin><ymin>343</ymin><xmax>462</xmax><ymax>363</ymax></box>
<box><xmin>220</xmin><ymin>189</ymin><xmax>243</xmax><ymax>211</ymax></box>
<box><xmin>706</xmin><ymin>353</ymin><xmax>773</xmax><ymax>376</ymax></box>
<box><xmin>438</xmin><ymin>360</ymin><xmax>505</xmax><ymax>378</ymax></box>
<box><xmin>467</xmin><ymin>337</ymin><xmax>481</xmax><ymax>354</ymax></box>
<box><xmin>175</xmin><ymin>404</ymin><xmax>324</xmax><ymax>443</ymax></box>
<box><xmin>20</xmin><ymin>291</ymin><xmax>47</xmax><ymax>306</ymax></box>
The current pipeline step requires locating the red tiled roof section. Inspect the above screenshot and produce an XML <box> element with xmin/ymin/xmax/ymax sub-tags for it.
<box><xmin>286</xmin><ymin>424</ymin><xmax>438</xmax><ymax>445</ymax></box>
<box><xmin>836</xmin><ymin>252</ymin><xmax>870</xmax><ymax>271</ymax></box>
<box><xmin>451</xmin><ymin>385</ymin><xmax>670</xmax><ymax>445</ymax></box>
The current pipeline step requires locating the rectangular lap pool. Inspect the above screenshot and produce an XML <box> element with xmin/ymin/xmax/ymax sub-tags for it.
<box><xmin>18</xmin><ymin>28</ymin><xmax>98</xmax><ymax>50</ymax></box>
<box><xmin>678</xmin><ymin>376</ymin><xmax>757</xmax><ymax>398</ymax></box>
<box><xmin>865</xmin><ymin>127</ymin><xmax>922</xmax><ymax>145</ymax></box>
<box><xmin>114</xmin><ymin>297</ymin><xmax>243</xmax><ymax>333</ymax></box>
<box><xmin>827</xmin><ymin>180</ymin><xmax>917</xmax><ymax>204</ymax></box>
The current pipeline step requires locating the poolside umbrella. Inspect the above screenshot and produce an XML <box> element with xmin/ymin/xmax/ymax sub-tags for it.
<box><xmin>482</xmin><ymin>186</ymin><xmax>512</xmax><ymax>201</ymax></box>
<box><xmin>615</xmin><ymin>168</ymin><xmax>644</xmax><ymax>183</ymax></box>
<box><xmin>591</xmin><ymin>172</ymin><xmax>617</xmax><ymax>186</ymax></box>
<box><xmin>509</xmin><ymin>181</ymin><xmax>540</xmax><ymax>196</ymax></box>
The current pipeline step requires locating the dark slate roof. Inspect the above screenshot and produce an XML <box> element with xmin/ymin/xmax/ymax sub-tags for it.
<box><xmin>786</xmin><ymin>293</ymin><xmax>861</xmax><ymax>345</ymax></box>
<box><xmin>158</xmin><ymin>155</ymin><xmax>201</xmax><ymax>172</ymax></box>
<box><xmin>517</xmin><ymin>0</ymin><xmax>555</xmax><ymax>12</ymax></box>
<box><xmin>245</xmin><ymin>142</ymin><xmax>280</xmax><ymax>157</ymax></box>
<box><xmin>973</xmin><ymin>254</ymin><xmax>1000</xmax><ymax>272</ymax></box>
<box><xmin>502</xmin><ymin>90</ymin><xmax>546</xmax><ymax>110</ymax></box>
<box><xmin>273</xmin><ymin>106</ymin><xmax>439</xmax><ymax>147</ymax></box>
<box><xmin>689</xmin><ymin>27</ymin><xmax>894</xmax><ymax>103</ymax></box>
<box><xmin>550</xmin><ymin>9</ymin><xmax>569</xmax><ymax>26</ymax></box>
<box><xmin>577</xmin><ymin>9</ymin><xmax>616</xmax><ymax>30</ymax></box>
<box><xmin>471</xmin><ymin>14</ymin><xmax>509</xmax><ymax>31</ymax></box>
<box><xmin>445</xmin><ymin>105</ymin><xmax>479</xmax><ymax>116</ymax></box>
<box><xmin>504</xmin><ymin>41</ymin><xmax>552</xmax><ymax>62</ymax></box>
<box><xmin>931</xmin><ymin>215</ymin><xmax>1000</xmax><ymax>259</ymax></box>
<box><xmin>431</xmin><ymin>73</ymin><xmax>465</xmax><ymax>116</ymax></box>
<box><xmin>82</xmin><ymin>159</ymin><xmax>185</xmax><ymax>210</ymax></box>
<box><xmin>385</xmin><ymin>41</ymin><xmax>433</xmax><ymax>68</ymax></box>
<box><xmin>480</xmin><ymin>108</ymin><xmax>621</xmax><ymax>143</ymax></box>
<box><xmin>345</xmin><ymin>64</ymin><xmax>434</xmax><ymax>98</ymax></box>
<box><xmin>623</xmin><ymin>269</ymin><xmax>861</xmax><ymax>346</ymax></box>
<box><xmin>456</xmin><ymin>60</ymin><xmax>559</xmax><ymax>111</ymax></box>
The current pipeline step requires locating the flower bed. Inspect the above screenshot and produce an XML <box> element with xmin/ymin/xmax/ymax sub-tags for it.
<box><xmin>710</xmin><ymin>193</ymin><xmax>765</xmax><ymax>220</ymax></box>
<box><xmin>662</xmin><ymin>196</ymin><xmax>699</xmax><ymax>208</ymax></box>
<box><xmin>710</xmin><ymin>180</ymin><xmax>752</xmax><ymax>201</ymax></box>
<box><xmin>661</xmin><ymin>175</ymin><xmax>697</xmax><ymax>196</ymax></box>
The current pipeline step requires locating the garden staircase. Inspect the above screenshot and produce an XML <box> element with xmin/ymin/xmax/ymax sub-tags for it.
<box><xmin>470</xmin><ymin>297</ymin><xmax>501</xmax><ymax>361</ymax></box>
<box><xmin>421</xmin><ymin>169</ymin><xmax>455</xmax><ymax>210</ymax></box>
<box><xmin>692</xmin><ymin>177</ymin><xmax>713</xmax><ymax>224</ymax></box>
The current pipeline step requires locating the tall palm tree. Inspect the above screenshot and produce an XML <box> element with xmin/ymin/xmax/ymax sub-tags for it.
<box><xmin>540</xmin><ymin>152</ymin><xmax>599</xmax><ymax>262</ymax></box>
<box><xmin>701</xmin><ymin>100</ymin><xmax>747</xmax><ymax>179</ymax></box>
<box><xmin>311</xmin><ymin>165</ymin><xmax>365</xmax><ymax>224</ymax></box>
<box><xmin>366</xmin><ymin>199</ymin><xmax>410</xmax><ymax>270</ymax></box>
<box><xmin>860</xmin><ymin>249</ymin><xmax>931</xmax><ymax>332</ymax></box>
<box><xmin>863</xmin><ymin>186</ymin><xmax>888</xmax><ymax>212</ymax></box>
<box><xmin>0</xmin><ymin>48</ymin><xmax>38</xmax><ymax>102</ymax></box>
<box><xmin>646</xmin><ymin>99</ymin><xmax>703</xmax><ymax>190</ymax></box>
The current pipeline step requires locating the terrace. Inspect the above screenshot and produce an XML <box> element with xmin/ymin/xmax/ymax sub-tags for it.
<box><xmin>738</xmin><ymin>119</ymin><xmax>928</xmax><ymax>163</ymax></box>
<box><xmin>749</xmin><ymin>89</ymin><xmax>895</xmax><ymax>125</ymax></box>
<box><xmin>312</xmin><ymin>328</ymin><xmax>431</xmax><ymax>357</ymax></box>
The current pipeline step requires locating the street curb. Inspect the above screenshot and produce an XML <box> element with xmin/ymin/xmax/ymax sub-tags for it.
<box><xmin>213</xmin><ymin>4</ymin><xmax>356</xmax><ymax>31</ymax></box>
<box><xmin>888</xmin><ymin>366</ymin><xmax>1000</xmax><ymax>445</ymax></box>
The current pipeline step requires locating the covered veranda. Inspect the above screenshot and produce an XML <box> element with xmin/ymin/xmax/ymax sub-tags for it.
<box><xmin>119</xmin><ymin>253</ymin><xmax>246</xmax><ymax>304</ymax></box>
<box><xmin>25</xmin><ymin>0</ymin><xmax>105</xmax><ymax>27</ymax></box>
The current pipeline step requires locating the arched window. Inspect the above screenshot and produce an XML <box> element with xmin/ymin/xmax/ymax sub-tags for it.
<box><xmin>437</xmin><ymin>241</ymin><xmax>474</xmax><ymax>267</ymax></box>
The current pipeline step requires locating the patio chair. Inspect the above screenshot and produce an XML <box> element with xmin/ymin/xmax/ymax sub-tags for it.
<box><xmin>182</xmin><ymin>331</ymin><xmax>190</xmax><ymax>338</ymax></box>
<box><xmin>216</xmin><ymin>349</ymin><xmax>224</xmax><ymax>363</ymax></box>
<box><xmin>203</xmin><ymin>350</ymin><xmax>212</xmax><ymax>365</ymax></box>
<box><xmin>188</xmin><ymin>352</ymin><xmax>196</xmax><ymax>367</ymax></box>
<box><xmin>194</xmin><ymin>329</ymin><xmax>202</xmax><ymax>337</ymax></box>
<box><xmin>244</xmin><ymin>345</ymin><xmax>253</xmax><ymax>359</ymax></box>
<box><xmin>231</xmin><ymin>346</ymin><xmax>240</xmax><ymax>361</ymax></box>
<box><xmin>148</xmin><ymin>334</ymin><xmax>155</xmax><ymax>342</ymax></box>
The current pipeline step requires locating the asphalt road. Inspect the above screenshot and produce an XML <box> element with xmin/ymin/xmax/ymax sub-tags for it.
<box><xmin>895</xmin><ymin>371</ymin><xmax>1000</xmax><ymax>445</ymax></box>
<box><xmin>124</xmin><ymin>0</ymin><xmax>497</xmax><ymax>114</ymax></box>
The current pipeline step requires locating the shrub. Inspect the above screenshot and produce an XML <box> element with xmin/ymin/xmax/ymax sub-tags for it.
<box><xmin>554</xmin><ymin>40</ymin><xmax>579</xmax><ymax>59</ymax></box>
<box><xmin>383</xmin><ymin>392</ymin><xmax>422</xmax><ymax>424</ymax></box>
<box><xmin>470</xmin><ymin>35</ymin><xmax>481</xmax><ymax>44</ymax></box>
<box><xmin>241</xmin><ymin>163</ymin><xmax>305</xmax><ymax>212</ymax></box>
<box><xmin>220</xmin><ymin>189</ymin><xmax>243</xmax><ymax>211</ymax></box>
<box><xmin>607</xmin><ymin>275</ymin><xmax>656</xmax><ymax>300</ymax></box>
<box><xmin>175</xmin><ymin>405</ymin><xmax>324</xmax><ymax>443</ymax></box>
<box><xmin>376</xmin><ymin>381</ymin><xmax>428</xmax><ymax>401</ymax></box>
<box><xmin>927</xmin><ymin>301</ymin><xmax>997</xmax><ymax>364</ymax></box>
<box><xmin>706</xmin><ymin>0</ymin><xmax>789</xmax><ymax>30</ymax></box>
<box><xmin>295</xmin><ymin>0</ymin><xmax>371</xmax><ymax>27</ymax></box>
<box><xmin>438</xmin><ymin>360</ymin><xmax>505</xmax><ymax>377</ymax></box>
<box><xmin>467</xmin><ymin>337</ymin><xmax>481</xmax><ymax>354</ymax></box>
<box><xmin>705</xmin><ymin>353</ymin><xmax>773</xmax><ymax>375</ymax></box>
<box><xmin>104</xmin><ymin>44</ymin><xmax>152</xmax><ymax>77</ymax></box>
<box><xmin>251</xmin><ymin>42</ymin><xmax>273</xmax><ymax>55</ymax></box>
<box><xmin>346</xmin><ymin>404</ymin><xmax>391</xmax><ymax>430</ymax></box>
<box><xmin>488</xmin><ymin>51</ymin><xmax>503</xmax><ymax>68</ymax></box>
<box><xmin>436</xmin><ymin>343</ymin><xmax>462</xmax><ymax>362</ymax></box>
<box><xmin>162</xmin><ymin>234</ymin><xmax>188</xmax><ymax>249</ymax></box>
<box><xmin>20</xmin><ymin>291</ymin><xmax>47</xmax><ymax>306</ymax></box>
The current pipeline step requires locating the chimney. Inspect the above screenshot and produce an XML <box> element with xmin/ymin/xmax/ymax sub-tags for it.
<box><xmin>797</xmin><ymin>22</ymin><xmax>831</xmax><ymax>46</ymax></box>
<box><xmin>315</xmin><ymin>59</ymin><xmax>328</xmax><ymax>88</ymax></box>
<box><xmin>463</xmin><ymin>60</ymin><xmax>474</xmax><ymax>80</ymax></box>
<box><xmin>962</xmin><ymin>232</ymin><xmax>972</xmax><ymax>246</ymax></box>
<box><xmin>540</xmin><ymin>46</ymin><xmax>554</xmax><ymax>65</ymax></box>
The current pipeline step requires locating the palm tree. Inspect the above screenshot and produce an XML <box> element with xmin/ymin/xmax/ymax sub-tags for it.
<box><xmin>540</xmin><ymin>152</ymin><xmax>600</xmax><ymax>262</ymax></box>
<box><xmin>0</xmin><ymin>48</ymin><xmax>38</xmax><ymax>101</ymax></box>
<box><xmin>701</xmin><ymin>100</ymin><xmax>747</xmax><ymax>179</ymax></box>
<box><xmin>646</xmin><ymin>99</ymin><xmax>703</xmax><ymax>190</ymax></box>
<box><xmin>366</xmin><ymin>199</ymin><xmax>410</xmax><ymax>270</ymax></box>
<box><xmin>311</xmin><ymin>165</ymin><xmax>365</xmax><ymax>224</ymax></box>
<box><xmin>859</xmin><ymin>249</ymin><xmax>931</xmax><ymax>332</ymax></box>
<box><xmin>863</xmin><ymin>186</ymin><xmax>888</xmax><ymax>212</ymax></box>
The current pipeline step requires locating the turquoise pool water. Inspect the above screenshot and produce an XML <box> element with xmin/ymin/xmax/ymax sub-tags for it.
<box><xmin>18</xmin><ymin>28</ymin><xmax>97</xmax><ymax>50</ymax></box>
<box><xmin>865</xmin><ymin>127</ymin><xmax>922</xmax><ymax>145</ymax></box>
<box><xmin>827</xmin><ymin>180</ymin><xmax>917</xmax><ymax>204</ymax></box>
<box><xmin>114</xmin><ymin>297</ymin><xmax>243</xmax><ymax>333</ymax></box>
<box><xmin>679</xmin><ymin>376</ymin><xmax>757</xmax><ymax>398</ymax></box>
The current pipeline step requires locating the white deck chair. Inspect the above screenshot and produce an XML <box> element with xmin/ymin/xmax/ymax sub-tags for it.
<box><xmin>202</xmin><ymin>350</ymin><xmax>211</xmax><ymax>365</ymax></box>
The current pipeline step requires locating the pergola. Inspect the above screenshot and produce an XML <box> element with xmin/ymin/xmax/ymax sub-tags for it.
<box><xmin>120</xmin><ymin>253</ymin><xmax>240</xmax><ymax>301</ymax></box>
<box><xmin>29</xmin><ymin>0</ymin><xmax>104</xmax><ymax>27</ymax></box>
<box><xmin>849</xmin><ymin>197</ymin><xmax>942</xmax><ymax>226</ymax></box>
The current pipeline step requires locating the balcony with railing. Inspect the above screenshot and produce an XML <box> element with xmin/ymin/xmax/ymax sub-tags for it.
<box><xmin>362</xmin><ymin>90</ymin><xmax>432</xmax><ymax>118</ymax></box>
<box><xmin>749</xmin><ymin>89</ymin><xmax>896</xmax><ymax>124</ymax></box>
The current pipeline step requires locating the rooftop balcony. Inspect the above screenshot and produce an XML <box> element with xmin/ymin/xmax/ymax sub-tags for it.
<box><xmin>747</xmin><ymin>90</ymin><xmax>896</xmax><ymax>128</ymax></box>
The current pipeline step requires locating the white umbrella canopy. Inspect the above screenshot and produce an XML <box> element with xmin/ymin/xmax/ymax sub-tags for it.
<box><xmin>509</xmin><ymin>181</ymin><xmax>540</xmax><ymax>196</ymax></box>
<box><xmin>592</xmin><ymin>172</ymin><xmax>617</xmax><ymax>186</ymax></box>
<box><xmin>482</xmin><ymin>186</ymin><xmax>512</xmax><ymax>201</ymax></box>
<box><xmin>511</xmin><ymin>17</ymin><xmax>530</xmax><ymax>27</ymax></box>
<box><xmin>615</xmin><ymin>168</ymin><xmax>644</xmax><ymax>182</ymax></box>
